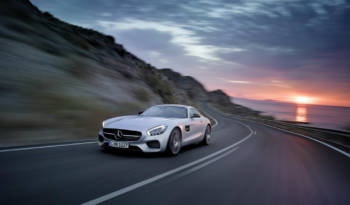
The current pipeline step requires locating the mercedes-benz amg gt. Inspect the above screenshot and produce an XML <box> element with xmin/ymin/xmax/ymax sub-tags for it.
<box><xmin>97</xmin><ymin>104</ymin><xmax>211</xmax><ymax>155</ymax></box>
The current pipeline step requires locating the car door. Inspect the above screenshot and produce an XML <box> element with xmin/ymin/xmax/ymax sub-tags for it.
<box><xmin>183</xmin><ymin>108</ymin><xmax>204</xmax><ymax>144</ymax></box>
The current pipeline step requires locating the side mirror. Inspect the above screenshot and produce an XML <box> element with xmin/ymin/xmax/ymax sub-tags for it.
<box><xmin>138</xmin><ymin>111</ymin><xmax>143</xmax><ymax>115</ymax></box>
<box><xmin>191</xmin><ymin>113</ymin><xmax>200</xmax><ymax>118</ymax></box>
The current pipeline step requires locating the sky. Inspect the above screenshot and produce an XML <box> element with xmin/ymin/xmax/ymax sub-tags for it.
<box><xmin>31</xmin><ymin>0</ymin><xmax>350</xmax><ymax>106</ymax></box>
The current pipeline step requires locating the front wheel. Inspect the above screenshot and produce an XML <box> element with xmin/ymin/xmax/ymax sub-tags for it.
<box><xmin>167</xmin><ymin>128</ymin><xmax>182</xmax><ymax>156</ymax></box>
<box><xmin>201</xmin><ymin>125</ymin><xmax>211</xmax><ymax>145</ymax></box>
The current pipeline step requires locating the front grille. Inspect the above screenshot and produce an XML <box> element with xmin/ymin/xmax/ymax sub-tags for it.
<box><xmin>103</xmin><ymin>128</ymin><xmax>142</xmax><ymax>141</ymax></box>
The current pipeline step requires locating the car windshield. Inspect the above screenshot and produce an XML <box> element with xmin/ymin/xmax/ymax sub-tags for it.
<box><xmin>141</xmin><ymin>106</ymin><xmax>187</xmax><ymax>118</ymax></box>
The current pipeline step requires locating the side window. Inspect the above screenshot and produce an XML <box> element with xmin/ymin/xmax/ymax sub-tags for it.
<box><xmin>189</xmin><ymin>108</ymin><xmax>201</xmax><ymax>117</ymax></box>
<box><xmin>193</xmin><ymin>108</ymin><xmax>201</xmax><ymax>117</ymax></box>
<box><xmin>189</xmin><ymin>108</ymin><xmax>194</xmax><ymax>117</ymax></box>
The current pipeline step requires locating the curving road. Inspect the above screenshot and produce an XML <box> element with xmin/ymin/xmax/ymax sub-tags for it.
<box><xmin>0</xmin><ymin>104</ymin><xmax>349</xmax><ymax>205</ymax></box>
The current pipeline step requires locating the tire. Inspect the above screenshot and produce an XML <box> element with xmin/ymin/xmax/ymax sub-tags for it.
<box><xmin>201</xmin><ymin>125</ymin><xmax>211</xmax><ymax>145</ymax></box>
<box><xmin>167</xmin><ymin>128</ymin><xmax>182</xmax><ymax>156</ymax></box>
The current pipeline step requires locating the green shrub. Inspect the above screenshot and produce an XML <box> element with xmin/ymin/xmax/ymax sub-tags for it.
<box><xmin>260</xmin><ymin>115</ymin><xmax>275</xmax><ymax>121</ymax></box>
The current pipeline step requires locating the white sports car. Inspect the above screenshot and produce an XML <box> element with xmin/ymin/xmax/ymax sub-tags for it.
<box><xmin>98</xmin><ymin>104</ymin><xmax>212</xmax><ymax>155</ymax></box>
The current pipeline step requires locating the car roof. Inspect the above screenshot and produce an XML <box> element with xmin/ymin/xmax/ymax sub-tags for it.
<box><xmin>153</xmin><ymin>104</ymin><xmax>193</xmax><ymax>109</ymax></box>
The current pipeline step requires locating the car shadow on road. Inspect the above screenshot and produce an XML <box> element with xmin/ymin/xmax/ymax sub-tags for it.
<box><xmin>99</xmin><ymin>143</ymin><xmax>207</xmax><ymax>159</ymax></box>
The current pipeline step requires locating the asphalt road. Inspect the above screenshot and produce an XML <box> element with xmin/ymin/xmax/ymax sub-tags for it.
<box><xmin>0</xmin><ymin>104</ymin><xmax>349</xmax><ymax>205</ymax></box>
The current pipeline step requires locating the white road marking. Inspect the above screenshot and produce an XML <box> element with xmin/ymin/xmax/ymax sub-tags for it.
<box><xmin>261</xmin><ymin>123</ymin><xmax>350</xmax><ymax>158</ymax></box>
<box><xmin>233</xmin><ymin>120</ymin><xmax>255</xmax><ymax>135</ymax></box>
<box><xmin>0</xmin><ymin>141</ymin><xmax>96</xmax><ymax>153</ymax></box>
<box><xmin>172</xmin><ymin>147</ymin><xmax>239</xmax><ymax>180</ymax></box>
<box><xmin>81</xmin><ymin>123</ymin><xmax>254</xmax><ymax>205</ymax></box>
<box><xmin>202</xmin><ymin>110</ymin><xmax>218</xmax><ymax>128</ymax></box>
<box><xmin>212</xmin><ymin>117</ymin><xmax>219</xmax><ymax>128</ymax></box>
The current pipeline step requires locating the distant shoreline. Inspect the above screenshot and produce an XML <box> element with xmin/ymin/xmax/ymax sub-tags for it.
<box><xmin>231</xmin><ymin>97</ymin><xmax>350</xmax><ymax>131</ymax></box>
<box><xmin>231</xmin><ymin>97</ymin><xmax>350</xmax><ymax>109</ymax></box>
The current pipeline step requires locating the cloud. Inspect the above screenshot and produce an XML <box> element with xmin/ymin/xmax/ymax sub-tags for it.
<box><xmin>158</xmin><ymin>59</ymin><xmax>169</xmax><ymax>64</ymax></box>
<box><xmin>31</xmin><ymin>0</ymin><xmax>350</xmax><ymax>105</ymax></box>
<box><xmin>268</xmin><ymin>80</ymin><xmax>291</xmax><ymax>88</ymax></box>
<box><xmin>182</xmin><ymin>1</ymin><xmax>280</xmax><ymax>19</ymax></box>
<box><xmin>227</xmin><ymin>79</ymin><xmax>290</xmax><ymax>88</ymax></box>
<box><xmin>181</xmin><ymin>0</ymin><xmax>348</xmax><ymax>21</ymax></box>
<box><xmin>228</xmin><ymin>80</ymin><xmax>252</xmax><ymax>84</ymax></box>
<box><xmin>96</xmin><ymin>19</ymin><xmax>245</xmax><ymax>61</ymax></box>
<box><xmin>250</xmin><ymin>45</ymin><xmax>295</xmax><ymax>54</ymax></box>
<box><xmin>100</xmin><ymin>12</ymin><xmax>112</xmax><ymax>17</ymax></box>
<box><xmin>149</xmin><ymin>51</ymin><xmax>161</xmax><ymax>57</ymax></box>
<box><xmin>185</xmin><ymin>20</ymin><xmax>220</xmax><ymax>32</ymax></box>
<box><xmin>148</xmin><ymin>51</ymin><xmax>169</xmax><ymax>64</ymax></box>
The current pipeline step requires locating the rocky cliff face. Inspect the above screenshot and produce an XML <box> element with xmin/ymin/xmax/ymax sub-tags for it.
<box><xmin>0</xmin><ymin>0</ymin><xmax>242</xmax><ymax>145</ymax></box>
<box><xmin>208</xmin><ymin>90</ymin><xmax>261</xmax><ymax>116</ymax></box>
<box><xmin>160</xmin><ymin>69</ymin><xmax>208</xmax><ymax>104</ymax></box>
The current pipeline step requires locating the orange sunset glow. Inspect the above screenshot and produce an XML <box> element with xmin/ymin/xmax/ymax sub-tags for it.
<box><xmin>293</xmin><ymin>96</ymin><xmax>316</xmax><ymax>104</ymax></box>
<box><xmin>204</xmin><ymin>74</ymin><xmax>350</xmax><ymax>107</ymax></box>
<box><xmin>216</xmin><ymin>80</ymin><xmax>350</xmax><ymax>107</ymax></box>
<box><xmin>296</xmin><ymin>106</ymin><xmax>307</xmax><ymax>122</ymax></box>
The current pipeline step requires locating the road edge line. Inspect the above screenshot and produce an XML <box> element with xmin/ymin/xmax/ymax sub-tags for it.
<box><xmin>0</xmin><ymin>141</ymin><xmax>96</xmax><ymax>153</ymax></box>
<box><xmin>260</xmin><ymin>123</ymin><xmax>350</xmax><ymax>158</ymax></box>
<box><xmin>202</xmin><ymin>111</ymin><xmax>218</xmax><ymax>128</ymax></box>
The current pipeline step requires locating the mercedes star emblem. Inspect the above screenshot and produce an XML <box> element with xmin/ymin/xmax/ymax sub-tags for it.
<box><xmin>114</xmin><ymin>130</ymin><xmax>123</xmax><ymax>140</ymax></box>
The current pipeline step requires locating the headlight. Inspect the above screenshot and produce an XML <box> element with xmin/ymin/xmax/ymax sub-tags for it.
<box><xmin>102</xmin><ymin>121</ymin><xmax>105</xmax><ymax>128</ymax></box>
<box><xmin>147</xmin><ymin>125</ymin><xmax>168</xmax><ymax>136</ymax></box>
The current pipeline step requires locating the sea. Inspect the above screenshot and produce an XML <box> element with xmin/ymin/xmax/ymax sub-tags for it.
<box><xmin>232</xmin><ymin>98</ymin><xmax>350</xmax><ymax>131</ymax></box>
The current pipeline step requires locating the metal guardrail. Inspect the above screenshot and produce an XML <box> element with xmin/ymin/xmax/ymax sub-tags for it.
<box><xmin>245</xmin><ymin>116</ymin><xmax>350</xmax><ymax>138</ymax></box>
<box><xmin>228</xmin><ymin>115</ymin><xmax>350</xmax><ymax>151</ymax></box>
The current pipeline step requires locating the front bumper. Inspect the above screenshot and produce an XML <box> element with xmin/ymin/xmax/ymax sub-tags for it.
<box><xmin>97</xmin><ymin>129</ymin><xmax>170</xmax><ymax>153</ymax></box>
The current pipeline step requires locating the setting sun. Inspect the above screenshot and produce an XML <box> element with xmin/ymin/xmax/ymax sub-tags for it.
<box><xmin>294</xmin><ymin>96</ymin><xmax>315</xmax><ymax>104</ymax></box>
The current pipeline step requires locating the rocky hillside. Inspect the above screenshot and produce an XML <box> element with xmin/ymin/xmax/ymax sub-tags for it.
<box><xmin>0</xmin><ymin>0</ymin><xmax>252</xmax><ymax>146</ymax></box>
<box><xmin>160</xmin><ymin>69</ymin><xmax>208</xmax><ymax>104</ymax></box>
<box><xmin>207</xmin><ymin>90</ymin><xmax>261</xmax><ymax>116</ymax></box>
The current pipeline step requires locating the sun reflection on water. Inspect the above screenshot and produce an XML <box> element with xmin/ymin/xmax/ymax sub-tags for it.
<box><xmin>296</xmin><ymin>106</ymin><xmax>307</xmax><ymax>122</ymax></box>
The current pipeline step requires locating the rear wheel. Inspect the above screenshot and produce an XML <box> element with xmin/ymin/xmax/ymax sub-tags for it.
<box><xmin>167</xmin><ymin>128</ymin><xmax>181</xmax><ymax>155</ymax></box>
<box><xmin>201</xmin><ymin>125</ymin><xmax>211</xmax><ymax>145</ymax></box>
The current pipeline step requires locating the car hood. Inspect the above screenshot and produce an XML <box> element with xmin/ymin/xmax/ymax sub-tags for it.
<box><xmin>103</xmin><ymin>115</ymin><xmax>175</xmax><ymax>131</ymax></box>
